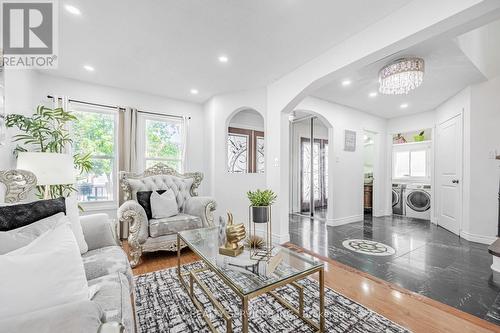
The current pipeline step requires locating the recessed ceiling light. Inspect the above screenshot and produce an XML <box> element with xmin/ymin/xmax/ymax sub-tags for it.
<box><xmin>341</xmin><ymin>79</ymin><xmax>352</xmax><ymax>86</ymax></box>
<box><xmin>190</xmin><ymin>89</ymin><xmax>199</xmax><ymax>95</ymax></box>
<box><xmin>400</xmin><ymin>103</ymin><xmax>409</xmax><ymax>109</ymax></box>
<box><xmin>65</xmin><ymin>5</ymin><xmax>81</xmax><ymax>15</ymax></box>
<box><xmin>369</xmin><ymin>92</ymin><xmax>378</xmax><ymax>98</ymax></box>
<box><xmin>218</xmin><ymin>55</ymin><xmax>229</xmax><ymax>63</ymax></box>
<box><xmin>83</xmin><ymin>65</ymin><xmax>95</xmax><ymax>72</ymax></box>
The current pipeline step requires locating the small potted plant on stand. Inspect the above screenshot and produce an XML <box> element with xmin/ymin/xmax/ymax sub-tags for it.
<box><xmin>247</xmin><ymin>189</ymin><xmax>277</xmax><ymax>260</ymax></box>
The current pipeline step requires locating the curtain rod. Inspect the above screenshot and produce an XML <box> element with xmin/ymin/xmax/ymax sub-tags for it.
<box><xmin>46</xmin><ymin>95</ymin><xmax>191</xmax><ymax>120</ymax></box>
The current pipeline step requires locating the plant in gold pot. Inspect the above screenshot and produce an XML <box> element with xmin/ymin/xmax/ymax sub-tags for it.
<box><xmin>247</xmin><ymin>189</ymin><xmax>277</xmax><ymax>224</ymax></box>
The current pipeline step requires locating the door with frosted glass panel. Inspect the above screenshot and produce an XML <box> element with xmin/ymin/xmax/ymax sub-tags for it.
<box><xmin>300</xmin><ymin>138</ymin><xmax>328</xmax><ymax>212</ymax></box>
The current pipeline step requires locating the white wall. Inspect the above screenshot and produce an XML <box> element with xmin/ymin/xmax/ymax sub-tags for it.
<box><xmin>0</xmin><ymin>69</ymin><xmax>38</xmax><ymax>170</ymax></box>
<box><xmin>229</xmin><ymin>109</ymin><xmax>264</xmax><ymax>131</ymax></box>
<box><xmin>203</xmin><ymin>89</ymin><xmax>267</xmax><ymax>226</ymax></box>
<box><xmin>457</xmin><ymin>18</ymin><xmax>500</xmax><ymax>80</ymax></box>
<box><xmin>468</xmin><ymin>76</ymin><xmax>500</xmax><ymax>241</ymax></box>
<box><xmin>294</xmin><ymin>97</ymin><xmax>388</xmax><ymax>224</ymax></box>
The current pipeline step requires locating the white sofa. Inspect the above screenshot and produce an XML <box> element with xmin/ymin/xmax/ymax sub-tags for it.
<box><xmin>0</xmin><ymin>170</ymin><xmax>134</xmax><ymax>333</ymax></box>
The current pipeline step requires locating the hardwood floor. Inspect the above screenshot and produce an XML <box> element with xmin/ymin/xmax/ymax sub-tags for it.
<box><xmin>123</xmin><ymin>243</ymin><xmax>500</xmax><ymax>333</ymax></box>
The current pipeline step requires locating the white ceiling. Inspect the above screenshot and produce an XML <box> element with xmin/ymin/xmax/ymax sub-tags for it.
<box><xmin>45</xmin><ymin>0</ymin><xmax>412</xmax><ymax>103</ymax></box>
<box><xmin>311</xmin><ymin>39</ymin><xmax>486</xmax><ymax>119</ymax></box>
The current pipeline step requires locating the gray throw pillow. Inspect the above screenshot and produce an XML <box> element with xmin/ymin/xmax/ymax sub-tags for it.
<box><xmin>136</xmin><ymin>190</ymin><xmax>167</xmax><ymax>219</ymax></box>
<box><xmin>151</xmin><ymin>189</ymin><xmax>178</xmax><ymax>218</ymax></box>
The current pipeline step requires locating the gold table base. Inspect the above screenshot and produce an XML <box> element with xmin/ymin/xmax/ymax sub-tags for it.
<box><xmin>177</xmin><ymin>234</ymin><xmax>325</xmax><ymax>333</ymax></box>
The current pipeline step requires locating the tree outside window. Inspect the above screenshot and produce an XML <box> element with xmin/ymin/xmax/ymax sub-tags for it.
<box><xmin>72</xmin><ymin>108</ymin><xmax>117</xmax><ymax>202</ymax></box>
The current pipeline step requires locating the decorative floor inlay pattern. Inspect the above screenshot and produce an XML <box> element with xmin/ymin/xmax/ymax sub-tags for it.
<box><xmin>342</xmin><ymin>239</ymin><xmax>396</xmax><ymax>256</ymax></box>
<box><xmin>134</xmin><ymin>261</ymin><xmax>410</xmax><ymax>333</ymax></box>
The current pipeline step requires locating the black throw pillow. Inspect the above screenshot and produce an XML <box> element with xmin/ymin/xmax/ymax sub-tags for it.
<box><xmin>136</xmin><ymin>190</ymin><xmax>167</xmax><ymax>220</ymax></box>
<box><xmin>0</xmin><ymin>197</ymin><xmax>66</xmax><ymax>231</ymax></box>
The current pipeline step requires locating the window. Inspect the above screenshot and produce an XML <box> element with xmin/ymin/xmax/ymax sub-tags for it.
<box><xmin>139</xmin><ymin>115</ymin><xmax>185</xmax><ymax>172</ymax></box>
<box><xmin>227</xmin><ymin>127</ymin><xmax>264</xmax><ymax>173</ymax></box>
<box><xmin>393</xmin><ymin>143</ymin><xmax>430</xmax><ymax>180</ymax></box>
<box><xmin>71</xmin><ymin>106</ymin><xmax>118</xmax><ymax>203</ymax></box>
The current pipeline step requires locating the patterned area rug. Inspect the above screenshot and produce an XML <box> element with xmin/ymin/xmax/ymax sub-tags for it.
<box><xmin>342</xmin><ymin>239</ymin><xmax>396</xmax><ymax>256</ymax></box>
<box><xmin>134</xmin><ymin>261</ymin><xmax>410</xmax><ymax>333</ymax></box>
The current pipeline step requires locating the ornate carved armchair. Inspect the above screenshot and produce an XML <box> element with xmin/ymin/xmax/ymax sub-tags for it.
<box><xmin>118</xmin><ymin>163</ymin><xmax>216</xmax><ymax>267</ymax></box>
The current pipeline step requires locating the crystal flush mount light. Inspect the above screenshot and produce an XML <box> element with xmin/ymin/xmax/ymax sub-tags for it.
<box><xmin>379</xmin><ymin>57</ymin><xmax>424</xmax><ymax>95</ymax></box>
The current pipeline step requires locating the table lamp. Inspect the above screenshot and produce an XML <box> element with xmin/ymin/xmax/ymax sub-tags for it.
<box><xmin>17</xmin><ymin>152</ymin><xmax>76</xmax><ymax>199</ymax></box>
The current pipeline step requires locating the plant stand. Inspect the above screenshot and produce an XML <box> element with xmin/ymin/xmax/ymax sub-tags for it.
<box><xmin>248</xmin><ymin>205</ymin><xmax>273</xmax><ymax>261</ymax></box>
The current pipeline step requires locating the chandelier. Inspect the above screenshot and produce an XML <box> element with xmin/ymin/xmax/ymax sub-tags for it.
<box><xmin>379</xmin><ymin>57</ymin><xmax>424</xmax><ymax>95</ymax></box>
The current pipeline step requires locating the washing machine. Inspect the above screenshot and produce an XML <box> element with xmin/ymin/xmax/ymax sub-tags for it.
<box><xmin>405</xmin><ymin>184</ymin><xmax>431</xmax><ymax>220</ymax></box>
<box><xmin>392</xmin><ymin>183</ymin><xmax>406</xmax><ymax>216</ymax></box>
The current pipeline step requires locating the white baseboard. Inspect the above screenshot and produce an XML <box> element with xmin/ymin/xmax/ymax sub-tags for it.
<box><xmin>431</xmin><ymin>216</ymin><xmax>437</xmax><ymax>224</ymax></box>
<box><xmin>460</xmin><ymin>230</ymin><xmax>496</xmax><ymax>245</ymax></box>
<box><xmin>274</xmin><ymin>232</ymin><xmax>290</xmax><ymax>244</ymax></box>
<box><xmin>326</xmin><ymin>214</ymin><xmax>364</xmax><ymax>227</ymax></box>
<box><xmin>372</xmin><ymin>210</ymin><xmax>386</xmax><ymax>217</ymax></box>
<box><xmin>252</xmin><ymin>229</ymin><xmax>290</xmax><ymax>244</ymax></box>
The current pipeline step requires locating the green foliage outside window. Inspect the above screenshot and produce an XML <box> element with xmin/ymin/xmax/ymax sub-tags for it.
<box><xmin>146</xmin><ymin>119</ymin><xmax>181</xmax><ymax>159</ymax></box>
<box><xmin>72</xmin><ymin>111</ymin><xmax>114</xmax><ymax>177</ymax></box>
<box><xmin>145</xmin><ymin>119</ymin><xmax>182</xmax><ymax>171</ymax></box>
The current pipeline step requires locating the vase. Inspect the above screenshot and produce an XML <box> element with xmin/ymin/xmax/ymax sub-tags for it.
<box><xmin>252</xmin><ymin>206</ymin><xmax>269</xmax><ymax>223</ymax></box>
<box><xmin>414</xmin><ymin>135</ymin><xmax>424</xmax><ymax>142</ymax></box>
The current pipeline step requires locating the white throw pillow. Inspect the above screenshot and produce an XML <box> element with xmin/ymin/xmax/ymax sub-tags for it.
<box><xmin>151</xmin><ymin>189</ymin><xmax>178</xmax><ymax>219</ymax></box>
<box><xmin>0</xmin><ymin>212</ymin><xmax>66</xmax><ymax>255</ymax></box>
<box><xmin>65</xmin><ymin>194</ymin><xmax>89</xmax><ymax>254</ymax></box>
<box><xmin>0</xmin><ymin>223</ymin><xmax>90</xmax><ymax>318</ymax></box>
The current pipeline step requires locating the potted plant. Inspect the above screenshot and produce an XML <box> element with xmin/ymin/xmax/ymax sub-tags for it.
<box><xmin>247</xmin><ymin>189</ymin><xmax>277</xmax><ymax>223</ymax></box>
<box><xmin>414</xmin><ymin>130</ymin><xmax>425</xmax><ymax>142</ymax></box>
<box><xmin>6</xmin><ymin>105</ymin><xmax>92</xmax><ymax>199</ymax></box>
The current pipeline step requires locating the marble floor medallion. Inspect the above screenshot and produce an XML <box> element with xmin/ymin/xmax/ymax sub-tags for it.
<box><xmin>342</xmin><ymin>239</ymin><xmax>396</xmax><ymax>256</ymax></box>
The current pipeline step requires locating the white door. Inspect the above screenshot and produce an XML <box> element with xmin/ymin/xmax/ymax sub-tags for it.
<box><xmin>436</xmin><ymin>114</ymin><xmax>463</xmax><ymax>235</ymax></box>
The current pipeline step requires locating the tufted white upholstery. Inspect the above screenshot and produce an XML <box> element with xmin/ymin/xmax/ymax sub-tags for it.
<box><xmin>126</xmin><ymin>175</ymin><xmax>194</xmax><ymax>212</ymax></box>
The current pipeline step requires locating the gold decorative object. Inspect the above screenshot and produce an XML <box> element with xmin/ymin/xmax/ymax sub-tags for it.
<box><xmin>245</xmin><ymin>235</ymin><xmax>264</xmax><ymax>249</ymax></box>
<box><xmin>219</xmin><ymin>212</ymin><xmax>246</xmax><ymax>257</ymax></box>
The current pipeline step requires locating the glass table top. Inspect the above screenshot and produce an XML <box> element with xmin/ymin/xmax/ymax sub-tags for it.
<box><xmin>178</xmin><ymin>226</ymin><xmax>323</xmax><ymax>296</ymax></box>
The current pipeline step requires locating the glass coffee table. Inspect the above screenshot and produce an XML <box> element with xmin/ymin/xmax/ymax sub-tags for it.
<box><xmin>177</xmin><ymin>226</ymin><xmax>325</xmax><ymax>333</ymax></box>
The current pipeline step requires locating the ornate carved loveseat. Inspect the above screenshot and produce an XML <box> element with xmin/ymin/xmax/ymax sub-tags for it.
<box><xmin>118</xmin><ymin>163</ymin><xmax>216</xmax><ymax>267</ymax></box>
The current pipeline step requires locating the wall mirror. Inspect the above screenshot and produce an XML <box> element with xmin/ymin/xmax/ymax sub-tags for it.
<box><xmin>227</xmin><ymin>109</ymin><xmax>264</xmax><ymax>173</ymax></box>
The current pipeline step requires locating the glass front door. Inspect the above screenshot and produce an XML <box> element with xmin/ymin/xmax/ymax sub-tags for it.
<box><xmin>301</xmin><ymin>138</ymin><xmax>328</xmax><ymax>213</ymax></box>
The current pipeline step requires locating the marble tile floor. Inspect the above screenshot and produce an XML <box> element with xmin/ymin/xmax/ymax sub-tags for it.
<box><xmin>289</xmin><ymin>214</ymin><xmax>500</xmax><ymax>325</ymax></box>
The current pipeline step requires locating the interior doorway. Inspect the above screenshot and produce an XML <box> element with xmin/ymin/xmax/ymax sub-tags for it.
<box><xmin>363</xmin><ymin>131</ymin><xmax>375</xmax><ymax>216</ymax></box>
<box><xmin>290</xmin><ymin>112</ymin><xmax>330</xmax><ymax>220</ymax></box>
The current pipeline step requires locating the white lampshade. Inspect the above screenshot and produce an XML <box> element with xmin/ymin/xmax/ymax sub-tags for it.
<box><xmin>17</xmin><ymin>152</ymin><xmax>75</xmax><ymax>185</ymax></box>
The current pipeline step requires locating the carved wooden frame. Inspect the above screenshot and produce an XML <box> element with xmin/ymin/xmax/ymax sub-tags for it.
<box><xmin>0</xmin><ymin>169</ymin><xmax>37</xmax><ymax>203</ymax></box>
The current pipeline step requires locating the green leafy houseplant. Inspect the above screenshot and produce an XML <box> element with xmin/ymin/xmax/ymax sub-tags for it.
<box><xmin>247</xmin><ymin>189</ymin><xmax>277</xmax><ymax>207</ymax></box>
<box><xmin>6</xmin><ymin>105</ymin><xmax>92</xmax><ymax>199</ymax></box>
<box><xmin>247</xmin><ymin>189</ymin><xmax>277</xmax><ymax>223</ymax></box>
